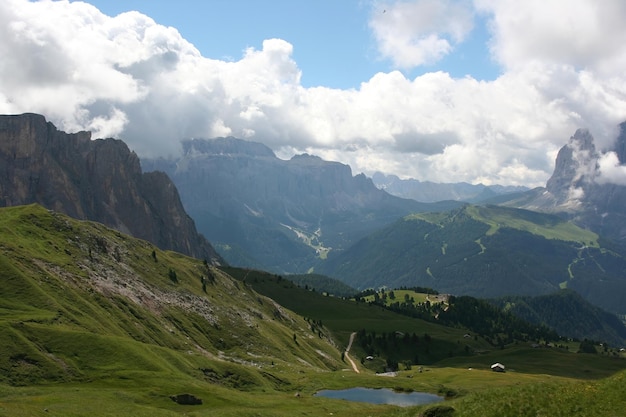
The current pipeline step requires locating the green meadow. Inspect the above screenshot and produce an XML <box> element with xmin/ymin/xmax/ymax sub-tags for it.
<box><xmin>409</xmin><ymin>204</ymin><xmax>600</xmax><ymax>245</ymax></box>
<box><xmin>1</xmin><ymin>205</ymin><xmax>625</xmax><ymax>416</ymax></box>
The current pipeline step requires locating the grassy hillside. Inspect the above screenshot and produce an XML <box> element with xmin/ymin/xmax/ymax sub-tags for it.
<box><xmin>2</xmin><ymin>204</ymin><xmax>626</xmax><ymax>416</ymax></box>
<box><xmin>284</xmin><ymin>273</ymin><xmax>357</xmax><ymax>297</ymax></box>
<box><xmin>220</xmin><ymin>266</ymin><xmax>494</xmax><ymax>363</ymax></box>
<box><xmin>320</xmin><ymin>205</ymin><xmax>626</xmax><ymax>315</ymax></box>
<box><xmin>0</xmin><ymin>204</ymin><xmax>352</xmax><ymax>414</ymax></box>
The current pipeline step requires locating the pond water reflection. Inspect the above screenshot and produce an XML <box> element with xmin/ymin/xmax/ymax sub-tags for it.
<box><xmin>314</xmin><ymin>387</ymin><xmax>443</xmax><ymax>407</ymax></box>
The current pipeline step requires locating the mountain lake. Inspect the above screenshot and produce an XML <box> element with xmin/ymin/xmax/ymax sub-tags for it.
<box><xmin>314</xmin><ymin>387</ymin><xmax>443</xmax><ymax>407</ymax></box>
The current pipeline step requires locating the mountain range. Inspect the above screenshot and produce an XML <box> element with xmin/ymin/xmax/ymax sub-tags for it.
<box><xmin>142</xmin><ymin>138</ymin><xmax>461</xmax><ymax>273</ymax></box>
<box><xmin>2</xmin><ymin>113</ymin><xmax>626</xmax><ymax>415</ymax></box>
<box><xmin>2</xmin><ymin>113</ymin><xmax>626</xmax><ymax>325</ymax></box>
<box><xmin>137</xmin><ymin>125</ymin><xmax>626</xmax><ymax>317</ymax></box>
<box><xmin>372</xmin><ymin>172</ymin><xmax>528</xmax><ymax>203</ymax></box>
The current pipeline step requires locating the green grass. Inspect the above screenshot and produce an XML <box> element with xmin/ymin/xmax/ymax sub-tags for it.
<box><xmin>449</xmin><ymin>369</ymin><xmax>626</xmax><ymax>417</ymax></box>
<box><xmin>1</xmin><ymin>205</ymin><xmax>626</xmax><ymax>416</ymax></box>
<box><xmin>1</xmin><ymin>363</ymin><xmax>625</xmax><ymax>416</ymax></box>
<box><xmin>220</xmin><ymin>266</ymin><xmax>483</xmax><ymax>358</ymax></box>
<box><xmin>409</xmin><ymin>205</ymin><xmax>600</xmax><ymax>245</ymax></box>
<box><xmin>362</xmin><ymin>290</ymin><xmax>434</xmax><ymax>306</ymax></box>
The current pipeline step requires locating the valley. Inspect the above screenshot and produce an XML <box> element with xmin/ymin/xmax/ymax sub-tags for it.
<box><xmin>2</xmin><ymin>114</ymin><xmax>626</xmax><ymax>416</ymax></box>
<box><xmin>1</xmin><ymin>204</ymin><xmax>626</xmax><ymax>416</ymax></box>
<box><xmin>3</xmin><ymin>0</ymin><xmax>626</xmax><ymax>413</ymax></box>
<box><xmin>281</xmin><ymin>223</ymin><xmax>331</xmax><ymax>260</ymax></box>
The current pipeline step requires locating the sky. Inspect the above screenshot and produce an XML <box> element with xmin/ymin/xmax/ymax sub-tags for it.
<box><xmin>2</xmin><ymin>0</ymin><xmax>626</xmax><ymax>187</ymax></box>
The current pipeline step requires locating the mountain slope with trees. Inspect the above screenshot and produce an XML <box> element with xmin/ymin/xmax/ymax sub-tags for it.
<box><xmin>492</xmin><ymin>290</ymin><xmax>626</xmax><ymax>346</ymax></box>
<box><xmin>320</xmin><ymin>204</ymin><xmax>626</xmax><ymax>315</ymax></box>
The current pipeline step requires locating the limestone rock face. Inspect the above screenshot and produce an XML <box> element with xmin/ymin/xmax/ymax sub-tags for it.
<box><xmin>545</xmin><ymin>128</ymin><xmax>598</xmax><ymax>204</ymax></box>
<box><xmin>512</xmin><ymin>124</ymin><xmax>626</xmax><ymax>243</ymax></box>
<box><xmin>0</xmin><ymin>113</ymin><xmax>222</xmax><ymax>264</ymax></box>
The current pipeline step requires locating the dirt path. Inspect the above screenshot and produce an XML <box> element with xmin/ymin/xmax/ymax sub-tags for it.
<box><xmin>344</xmin><ymin>332</ymin><xmax>360</xmax><ymax>373</ymax></box>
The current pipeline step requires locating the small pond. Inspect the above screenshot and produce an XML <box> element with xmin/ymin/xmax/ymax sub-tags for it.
<box><xmin>314</xmin><ymin>387</ymin><xmax>443</xmax><ymax>407</ymax></box>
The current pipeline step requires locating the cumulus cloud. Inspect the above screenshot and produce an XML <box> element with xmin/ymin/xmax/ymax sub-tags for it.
<box><xmin>369</xmin><ymin>0</ymin><xmax>474</xmax><ymax>68</ymax></box>
<box><xmin>1</xmin><ymin>0</ymin><xmax>626</xmax><ymax>187</ymax></box>
<box><xmin>596</xmin><ymin>152</ymin><xmax>626</xmax><ymax>186</ymax></box>
<box><xmin>475</xmin><ymin>0</ymin><xmax>626</xmax><ymax>74</ymax></box>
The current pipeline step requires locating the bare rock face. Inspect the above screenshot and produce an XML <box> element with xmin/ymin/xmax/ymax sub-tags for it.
<box><xmin>0</xmin><ymin>113</ymin><xmax>222</xmax><ymax>264</ymax></box>
<box><xmin>514</xmin><ymin>124</ymin><xmax>626</xmax><ymax>243</ymax></box>
<box><xmin>577</xmin><ymin>125</ymin><xmax>626</xmax><ymax>242</ymax></box>
<box><xmin>545</xmin><ymin>128</ymin><xmax>598</xmax><ymax>205</ymax></box>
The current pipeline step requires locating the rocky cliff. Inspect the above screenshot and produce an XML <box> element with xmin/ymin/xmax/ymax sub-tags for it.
<box><xmin>506</xmin><ymin>124</ymin><xmax>626</xmax><ymax>243</ymax></box>
<box><xmin>576</xmin><ymin>124</ymin><xmax>626</xmax><ymax>242</ymax></box>
<box><xmin>0</xmin><ymin>113</ymin><xmax>222</xmax><ymax>264</ymax></box>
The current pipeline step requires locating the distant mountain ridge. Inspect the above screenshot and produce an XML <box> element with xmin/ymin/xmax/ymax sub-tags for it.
<box><xmin>142</xmin><ymin>137</ymin><xmax>462</xmax><ymax>273</ymax></box>
<box><xmin>319</xmin><ymin>204</ymin><xmax>626</xmax><ymax>316</ymax></box>
<box><xmin>372</xmin><ymin>172</ymin><xmax>528</xmax><ymax>203</ymax></box>
<box><xmin>0</xmin><ymin>113</ymin><xmax>222</xmax><ymax>264</ymax></box>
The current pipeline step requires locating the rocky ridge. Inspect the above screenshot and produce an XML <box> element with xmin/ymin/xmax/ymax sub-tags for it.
<box><xmin>0</xmin><ymin>113</ymin><xmax>222</xmax><ymax>264</ymax></box>
<box><xmin>507</xmin><ymin>123</ymin><xmax>626</xmax><ymax>243</ymax></box>
<box><xmin>372</xmin><ymin>172</ymin><xmax>528</xmax><ymax>203</ymax></box>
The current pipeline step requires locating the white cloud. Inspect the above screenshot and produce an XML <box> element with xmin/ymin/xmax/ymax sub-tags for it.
<box><xmin>1</xmin><ymin>0</ymin><xmax>626</xmax><ymax>187</ymax></box>
<box><xmin>475</xmin><ymin>0</ymin><xmax>626</xmax><ymax>74</ymax></box>
<box><xmin>596</xmin><ymin>152</ymin><xmax>626</xmax><ymax>186</ymax></box>
<box><xmin>369</xmin><ymin>0</ymin><xmax>474</xmax><ymax>68</ymax></box>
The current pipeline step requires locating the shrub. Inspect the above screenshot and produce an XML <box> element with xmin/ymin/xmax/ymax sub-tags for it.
<box><xmin>421</xmin><ymin>405</ymin><xmax>455</xmax><ymax>417</ymax></box>
<box><xmin>168</xmin><ymin>268</ymin><xmax>178</xmax><ymax>283</ymax></box>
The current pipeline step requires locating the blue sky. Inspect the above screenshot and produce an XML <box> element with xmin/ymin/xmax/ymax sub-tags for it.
<box><xmin>80</xmin><ymin>0</ymin><xmax>499</xmax><ymax>88</ymax></box>
<box><xmin>2</xmin><ymin>0</ymin><xmax>626</xmax><ymax>187</ymax></box>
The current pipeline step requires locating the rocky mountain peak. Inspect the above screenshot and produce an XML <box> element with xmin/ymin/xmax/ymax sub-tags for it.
<box><xmin>571</xmin><ymin>128</ymin><xmax>596</xmax><ymax>151</ymax></box>
<box><xmin>509</xmin><ymin>122</ymin><xmax>626</xmax><ymax>243</ymax></box>
<box><xmin>290</xmin><ymin>153</ymin><xmax>326</xmax><ymax>165</ymax></box>
<box><xmin>545</xmin><ymin>128</ymin><xmax>598</xmax><ymax>201</ymax></box>
<box><xmin>0</xmin><ymin>113</ymin><xmax>91</xmax><ymax>160</ymax></box>
<box><xmin>0</xmin><ymin>113</ymin><xmax>222</xmax><ymax>264</ymax></box>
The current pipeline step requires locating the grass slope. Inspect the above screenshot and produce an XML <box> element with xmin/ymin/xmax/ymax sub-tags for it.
<box><xmin>407</xmin><ymin>205</ymin><xmax>599</xmax><ymax>247</ymax></box>
<box><xmin>1</xmin><ymin>204</ymin><xmax>626</xmax><ymax>416</ymax></box>
<box><xmin>220</xmin><ymin>266</ymin><xmax>492</xmax><ymax>365</ymax></box>
<box><xmin>285</xmin><ymin>273</ymin><xmax>357</xmax><ymax>297</ymax></box>
<box><xmin>0</xmin><ymin>205</ymin><xmax>345</xmax><ymax>412</ymax></box>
